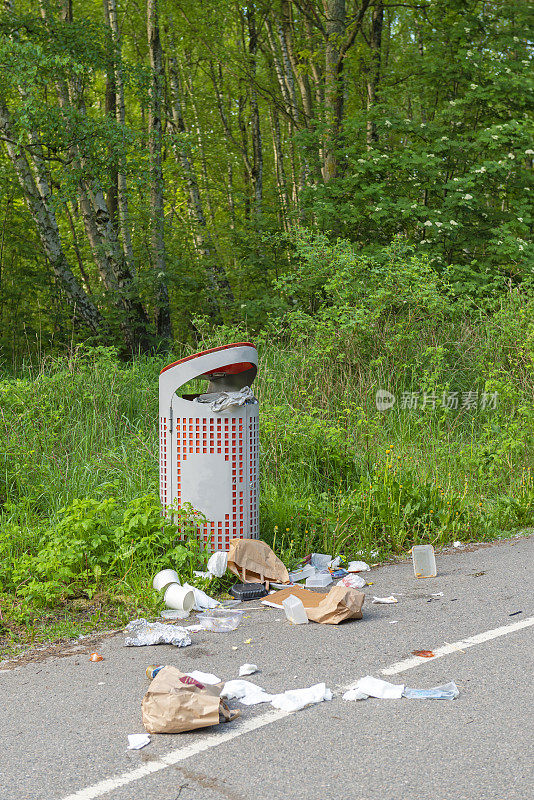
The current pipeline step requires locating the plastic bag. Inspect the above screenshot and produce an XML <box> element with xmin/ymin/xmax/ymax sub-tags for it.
<box><xmin>194</xmin><ymin>387</ymin><xmax>256</xmax><ymax>412</ymax></box>
<box><xmin>124</xmin><ymin>618</ymin><xmax>191</xmax><ymax>648</ymax></box>
<box><xmin>403</xmin><ymin>682</ymin><xmax>459</xmax><ymax>700</ymax></box>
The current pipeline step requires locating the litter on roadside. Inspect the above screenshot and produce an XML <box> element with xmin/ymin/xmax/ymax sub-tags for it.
<box><xmin>343</xmin><ymin>676</ymin><xmax>459</xmax><ymax>701</ymax></box>
<box><xmin>186</xmin><ymin>670</ymin><xmax>221</xmax><ymax>685</ymax></box>
<box><xmin>412</xmin><ymin>649</ymin><xmax>435</xmax><ymax>658</ymax></box>
<box><xmin>89</xmin><ymin>652</ymin><xmax>103</xmax><ymax>662</ymax></box>
<box><xmin>182</xmin><ymin>583</ymin><xmax>220</xmax><ymax>611</ymax></box>
<box><xmin>347</xmin><ymin>561</ymin><xmax>370</xmax><ymax>572</ymax></box>
<box><xmin>160</xmin><ymin>608</ymin><xmax>189</xmax><ymax>620</ymax></box>
<box><xmin>125</xmin><ymin>619</ymin><xmax>191</xmax><ymax>648</ymax></box>
<box><xmin>227</xmin><ymin>537</ymin><xmax>289</xmax><ymax>588</ymax></box>
<box><xmin>270</xmin><ymin>683</ymin><xmax>332</xmax><ymax>712</ymax></box>
<box><xmin>153</xmin><ymin>569</ymin><xmax>180</xmax><ymax>592</ymax></box>
<box><xmin>229</xmin><ymin>583</ymin><xmax>268</xmax><ymax>601</ymax></box>
<box><xmin>127</xmin><ymin>733</ymin><xmax>151</xmax><ymax>750</ymax></box>
<box><xmin>282</xmin><ymin>595</ymin><xmax>309</xmax><ymax>624</ymax></box>
<box><xmin>197</xmin><ymin>608</ymin><xmax>244</xmax><ymax>632</ymax></box>
<box><xmin>342</xmin><ymin>687</ymin><xmax>370</xmax><ymax>701</ymax></box>
<box><xmin>372</xmin><ymin>596</ymin><xmax>398</xmax><ymax>604</ymax></box>
<box><xmin>288</xmin><ymin>564</ymin><xmax>316</xmax><ymax>583</ymax></box>
<box><xmin>221</xmin><ymin>679</ymin><xmax>274</xmax><ymax>705</ymax></box>
<box><xmin>239</xmin><ymin>663</ymin><xmax>258</xmax><ymax>676</ymax></box>
<box><xmin>453</xmin><ymin>541</ymin><xmax>465</xmax><ymax>549</ymax></box>
<box><xmin>305</xmin><ymin>571</ymin><xmax>332</xmax><ymax>588</ymax></box>
<box><xmin>142</xmin><ymin>666</ymin><xmax>240</xmax><ymax>733</ymax></box>
<box><xmin>221</xmin><ymin>679</ymin><xmax>332</xmax><ymax>713</ymax></box>
<box><xmin>337</xmin><ymin>574</ymin><xmax>367</xmax><ymax>589</ymax></box>
<box><xmin>207</xmin><ymin>550</ymin><xmax>228</xmax><ymax>578</ymax></box>
<box><xmin>164</xmin><ymin>583</ymin><xmax>195</xmax><ymax>612</ymax></box>
<box><xmin>403</xmin><ymin>682</ymin><xmax>459</xmax><ymax>700</ymax></box>
<box><xmin>264</xmin><ymin>585</ymin><xmax>364</xmax><ymax>625</ymax></box>
<box><xmin>412</xmin><ymin>544</ymin><xmax>437</xmax><ymax>578</ymax></box>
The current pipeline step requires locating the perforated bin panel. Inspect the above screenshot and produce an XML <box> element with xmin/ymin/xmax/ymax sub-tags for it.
<box><xmin>164</xmin><ymin>399</ymin><xmax>259</xmax><ymax>552</ymax></box>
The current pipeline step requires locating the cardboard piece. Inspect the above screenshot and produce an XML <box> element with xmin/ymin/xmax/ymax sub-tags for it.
<box><xmin>262</xmin><ymin>586</ymin><xmax>327</xmax><ymax>609</ymax></box>
<box><xmin>227</xmin><ymin>538</ymin><xmax>289</xmax><ymax>588</ymax></box>
<box><xmin>263</xmin><ymin>585</ymin><xmax>364</xmax><ymax>625</ymax></box>
<box><xmin>141</xmin><ymin>666</ymin><xmax>239</xmax><ymax>734</ymax></box>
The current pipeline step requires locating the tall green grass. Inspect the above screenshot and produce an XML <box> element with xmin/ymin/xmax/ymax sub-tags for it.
<box><xmin>0</xmin><ymin>296</ymin><xmax>533</xmax><ymax>649</ymax></box>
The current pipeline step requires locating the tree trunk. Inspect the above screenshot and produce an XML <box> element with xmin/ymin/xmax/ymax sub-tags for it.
<box><xmin>366</xmin><ymin>1</ymin><xmax>384</xmax><ymax>146</ymax></box>
<box><xmin>168</xmin><ymin>57</ymin><xmax>234</xmax><ymax>310</ymax></box>
<box><xmin>106</xmin><ymin>0</ymin><xmax>136</xmax><ymax>270</ymax></box>
<box><xmin>0</xmin><ymin>102</ymin><xmax>102</xmax><ymax>331</ymax></box>
<box><xmin>323</xmin><ymin>0</ymin><xmax>346</xmax><ymax>183</ymax></box>
<box><xmin>246</xmin><ymin>7</ymin><xmax>263</xmax><ymax>214</ymax></box>
<box><xmin>147</xmin><ymin>0</ymin><xmax>172</xmax><ymax>339</ymax></box>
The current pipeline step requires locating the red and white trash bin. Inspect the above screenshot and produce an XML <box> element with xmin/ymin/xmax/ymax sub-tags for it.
<box><xmin>159</xmin><ymin>343</ymin><xmax>259</xmax><ymax>551</ymax></box>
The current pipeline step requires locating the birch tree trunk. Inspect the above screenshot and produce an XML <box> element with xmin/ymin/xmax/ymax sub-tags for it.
<box><xmin>168</xmin><ymin>57</ymin><xmax>234</xmax><ymax>309</ymax></box>
<box><xmin>106</xmin><ymin>0</ymin><xmax>136</xmax><ymax>270</ymax></box>
<box><xmin>246</xmin><ymin>7</ymin><xmax>263</xmax><ymax>214</ymax></box>
<box><xmin>0</xmin><ymin>102</ymin><xmax>102</xmax><ymax>332</ymax></box>
<box><xmin>147</xmin><ymin>0</ymin><xmax>172</xmax><ymax>339</ymax></box>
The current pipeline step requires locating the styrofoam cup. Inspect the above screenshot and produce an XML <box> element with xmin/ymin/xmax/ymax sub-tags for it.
<box><xmin>152</xmin><ymin>569</ymin><xmax>180</xmax><ymax>592</ymax></box>
<box><xmin>164</xmin><ymin>583</ymin><xmax>195</xmax><ymax>611</ymax></box>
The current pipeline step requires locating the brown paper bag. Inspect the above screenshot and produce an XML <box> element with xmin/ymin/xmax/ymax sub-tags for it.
<box><xmin>306</xmin><ymin>586</ymin><xmax>365</xmax><ymax>625</ymax></box>
<box><xmin>142</xmin><ymin>666</ymin><xmax>239</xmax><ymax>734</ymax></box>
<box><xmin>227</xmin><ymin>538</ymin><xmax>289</xmax><ymax>588</ymax></box>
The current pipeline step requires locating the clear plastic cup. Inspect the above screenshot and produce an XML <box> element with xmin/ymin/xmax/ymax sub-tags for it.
<box><xmin>412</xmin><ymin>545</ymin><xmax>437</xmax><ymax>578</ymax></box>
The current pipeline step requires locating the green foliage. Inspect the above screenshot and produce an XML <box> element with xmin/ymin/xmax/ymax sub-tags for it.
<box><xmin>2</xmin><ymin>495</ymin><xmax>207</xmax><ymax>608</ymax></box>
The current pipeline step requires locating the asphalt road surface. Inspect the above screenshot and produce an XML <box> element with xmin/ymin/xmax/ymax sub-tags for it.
<box><xmin>1</xmin><ymin>536</ymin><xmax>532</xmax><ymax>800</ymax></box>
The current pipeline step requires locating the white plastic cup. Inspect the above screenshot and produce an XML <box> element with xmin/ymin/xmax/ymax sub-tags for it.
<box><xmin>152</xmin><ymin>569</ymin><xmax>180</xmax><ymax>593</ymax></box>
<box><xmin>412</xmin><ymin>545</ymin><xmax>437</xmax><ymax>578</ymax></box>
<box><xmin>164</xmin><ymin>582</ymin><xmax>195</xmax><ymax>611</ymax></box>
<box><xmin>282</xmin><ymin>595</ymin><xmax>309</xmax><ymax>625</ymax></box>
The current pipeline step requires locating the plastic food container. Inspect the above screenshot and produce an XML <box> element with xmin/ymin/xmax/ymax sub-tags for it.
<box><xmin>412</xmin><ymin>545</ymin><xmax>437</xmax><ymax>578</ymax></box>
<box><xmin>306</xmin><ymin>571</ymin><xmax>333</xmax><ymax>588</ymax></box>
<box><xmin>229</xmin><ymin>583</ymin><xmax>268</xmax><ymax>601</ymax></box>
<box><xmin>282</xmin><ymin>595</ymin><xmax>309</xmax><ymax>624</ymax></box>
<box><xmin>197</xmin><ymin>609</ymin><xmax>244</xmax><ymax>632</ymax></box>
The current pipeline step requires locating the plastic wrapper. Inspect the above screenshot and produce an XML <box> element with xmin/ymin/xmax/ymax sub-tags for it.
<box><xmin>197</xmin><ymin>608</ymin><xmax>244</xmax><ymax>632</ymax></box>
<box><xmin>124</xmin><ymin>618</ymin><xmax>192</xmax><ymax>648</ymax></box>
<box><xmin>194</xmin><ymin>387</ymin><xmax>256</xmax><ymax>412</ymax></box>
<box><xmin>403</xmin><ymin>682</ymin><xmax>459</xmax><ymax>700</ymax></box>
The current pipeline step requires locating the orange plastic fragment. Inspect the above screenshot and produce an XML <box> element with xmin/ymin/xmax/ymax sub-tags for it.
<box><xmin>412</xmin><ymin>649</ymin><xmax>434</xmax><ymax>658</ymax></box>
<box><xmin>89</xmin><ymin>652</ymin><xmax>104</xmax><ymax>662</ymax></box>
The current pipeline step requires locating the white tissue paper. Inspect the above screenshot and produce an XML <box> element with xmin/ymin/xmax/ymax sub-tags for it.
<box><xmin>221</xmin><ymin>680</ymin><xmax>274</xmax><ymax>705</ymax></box>
<box><xmin>342</xmin><ymin>687</ymin><xmax>370</xmax><ymax>701</ymax></box>
<box><xmin>372</xmin><ymin>596</ymin><xmax>398</xmax><ymax>604</ymax></box>
<box><xmin>270</xmin><ymin>683</ymin><xmax>333</xmax><ymax>712</ymax></box>
<box><xmin>355</xmin><ymin>675</ymin><xmax>404</xmax><ymax>699</ymax></box>
<box><xmin>127</xmin><ymin>734</ymin><xmax>151</xmax><ymax>750</ymax></box>
<box><xmin>239</xmin><ymin>663</ymin><xmax>258</xmax><ymax>676</ymax></box>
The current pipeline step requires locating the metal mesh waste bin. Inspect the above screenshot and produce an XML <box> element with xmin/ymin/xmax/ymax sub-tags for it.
<box><xmin>159</xmin><ymin>343</ymin><xmax>259</xmax><ymax>551</ymax></box>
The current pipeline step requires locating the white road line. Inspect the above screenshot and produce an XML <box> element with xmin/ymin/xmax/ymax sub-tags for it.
<box><xmin>61</xmin><ymin>615</ymin><xmax>534</xmax><ymax>800</ymax></box>
<box><xmin>381</xmin><ymin>616</ymin><xmax>534</xmax><ymax>676</ymax></box>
